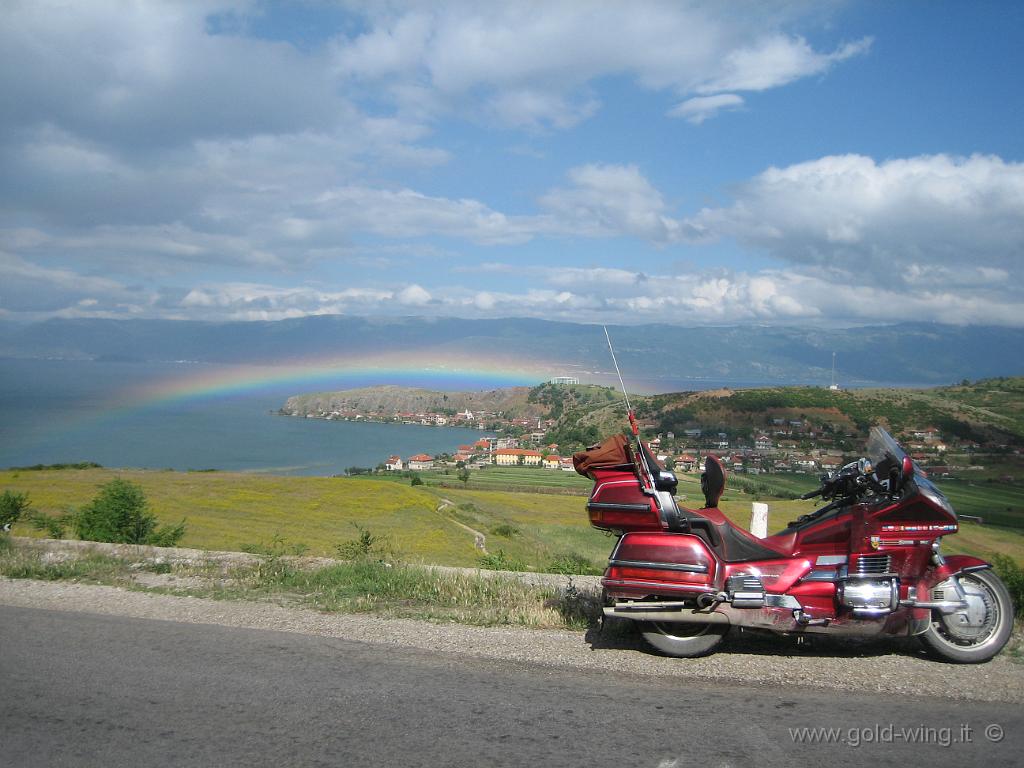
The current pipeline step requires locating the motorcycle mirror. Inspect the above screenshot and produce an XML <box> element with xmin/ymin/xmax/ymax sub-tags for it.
<box><xmin>901</xmin><ymin>455</ymin><xmax>914</xmax><ymax>483</ymax></box>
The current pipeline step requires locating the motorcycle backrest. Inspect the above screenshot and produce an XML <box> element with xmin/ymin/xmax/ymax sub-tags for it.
<box><xmin>701</xmin><ymin>455</ymin><xmax>726</xmax><ymax>508</ymax></box>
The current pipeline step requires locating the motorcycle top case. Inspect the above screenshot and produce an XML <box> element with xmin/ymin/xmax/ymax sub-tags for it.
<box><xmin>576</xmin><ymin>434</ymin><xmax>662</xmax><ymax>533</ymax></box>
<box><xmin>604</xmin><ymin>532</ymin><xmax>718</xmax><ymax>595</ymax></box>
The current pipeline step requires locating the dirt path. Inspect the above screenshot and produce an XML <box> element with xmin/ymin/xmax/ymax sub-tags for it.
<box><xmin>436</xmin><ymin>498</ymin><xmax>487</xmax><ymax>553</ymax></box>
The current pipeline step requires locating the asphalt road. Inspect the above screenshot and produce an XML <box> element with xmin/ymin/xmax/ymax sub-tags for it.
<box><xmin>0</xmin><ymin>605</ymin><xmax>1020</xmax><ymax>768</ymax></box>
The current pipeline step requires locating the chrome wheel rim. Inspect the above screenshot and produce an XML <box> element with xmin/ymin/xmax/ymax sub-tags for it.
<box><xmin>650</xmin><ymin>621</ymin><xmax>714</xmax><ymax>640</ymax></box>
<box><xmin>931</xmin><ymin>574</ymin><xmax>1003</xmax><ymax>651</ymax></box>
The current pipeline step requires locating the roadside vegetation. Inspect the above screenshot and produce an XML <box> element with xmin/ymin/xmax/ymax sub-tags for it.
<box><xmin>0</xmin><ymin>539</ymin><xmax>601</xmax><ymax>631</ymax></box>
<box><xmin>2</xmin><ymin>465</ymin><xmax>1022</xmax><ymax>575</ymax></box>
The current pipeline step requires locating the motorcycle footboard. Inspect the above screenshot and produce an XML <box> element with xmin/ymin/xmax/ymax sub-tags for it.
<box><xmin>602</xmin><ymin>532</ymin><xmax>718</xmax><ymax>598</ymax></box>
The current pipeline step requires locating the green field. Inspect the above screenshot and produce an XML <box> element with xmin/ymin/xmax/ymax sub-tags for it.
<box><xmin>935</xmin><ymin>479</ymin><xmax>1024</xmax><ymax>529</ymax></box>
<box><xmin>0</xmin><ymin>467</ymin><xmax>610</xmax><ymax>570</ymax></box>
<box><xmin>3</xmin><ymin>465</ymin><xmax>1022</xmax><ymax>572</ymax></box>
<box><xmin>380</xmin><ymin>465</ymin><xmax>593</xmax><ymax>494</ymax></box>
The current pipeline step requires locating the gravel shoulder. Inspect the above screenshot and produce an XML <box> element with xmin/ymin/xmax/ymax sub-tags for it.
<box><xmin>2</xmin><ymin>573</ymin><xmax>1022</xmax><ymax>704</ymax></box>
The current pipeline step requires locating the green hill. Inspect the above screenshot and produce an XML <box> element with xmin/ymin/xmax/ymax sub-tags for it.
<box><xmin>635</xmin><ymin>377</ymin><xmax>1024</xmax><ymax>447</ymax></box>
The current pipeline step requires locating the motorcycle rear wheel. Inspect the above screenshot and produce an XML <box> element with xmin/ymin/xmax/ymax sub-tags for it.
<box><xmin>919</xmin><ymin>569</ymin><xmax>1014</xmax><ymax>664</ymax></box>
<box><xmin>639</xmin><ymin>621</ymin><xmax>729</xmax><ymax>658</ymax></box>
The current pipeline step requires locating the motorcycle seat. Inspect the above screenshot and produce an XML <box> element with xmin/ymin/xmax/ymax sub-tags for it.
<box><xmin>680</xmin><ymin>505</ymin><xmax>793</xmax><ymax>562</ymax></box>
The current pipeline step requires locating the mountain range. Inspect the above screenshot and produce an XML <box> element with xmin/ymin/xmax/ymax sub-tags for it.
<box><xmin>2</xmin><ymin>316</ymin><xmax>1022</xmax><ymax>389</ymax></box>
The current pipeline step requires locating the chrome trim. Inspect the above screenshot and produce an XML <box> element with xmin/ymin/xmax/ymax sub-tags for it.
<box><xmin>602</xmin><ymin>605</ymin><xmax>730</xmax><ymax>624</ymax></box>
<box><xmin>956</xmin><ymin>564</ymin><xmax>992</xmax><ymax>575</ymax></box>
<box><xmin>766</xmin><ymin>594</ymin><xmax>802</xmax><ymax>610</ymax></box>
<box><xmin>608</xmin><ymin>559</ymin><xmax>709</xmax><ymax>574</ymax></box>
<box><xmin>655</xmin><ymin>490</ymin><xmax>677</xmax><ymax>513</ymax></box>
<box><xmin>815</xmin><ymin>555</ymin><xmax>847</xmax><ymax>566</ymax></box>
<box><xmin>587</xmin><ymin>501</ymin><xmax>652</xmax><ymax>512</ymax></box>
<box><xmin>607</xmin><ymin>600</ymin><xmax>696</xmax><ymax>612</ymax></box>
<box><xmin>602</xmin><ymin>578</ymin><xmax>712</xmax><ymax>592</ymax></box>
<box><xmin>839</xmin><ymin>572</ymin><xmax>898</xmax><ymax>581</ymax></box>
<box><xmin>851</xmin><ymin>607</ymin><xmax>895</xmax><ymax>617</ymax></box>
<box><xmin>801</xmin><ymin>569</ymin><xmax>838</xmax><ymax>582</ymax></box>
<box><xmin>852</xmin><ymin>554</ymin><xmax>892</xmax><ymax>575</ymax></box>
<box><xmin>839</xmin><ymin>577</ymin><xmax>899</xmax><ymax>615</ymax></box>
<box><xmin>900</xmin><ymin>599</ymin><xmax>969</xmax><ymax>614</ymax></box>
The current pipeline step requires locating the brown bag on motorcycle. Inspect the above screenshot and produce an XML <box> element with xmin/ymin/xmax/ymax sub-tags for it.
<box><xmin>572</xmin><ymin>433</ymin><xmax>632</xmax><ymax>476</ymax></box>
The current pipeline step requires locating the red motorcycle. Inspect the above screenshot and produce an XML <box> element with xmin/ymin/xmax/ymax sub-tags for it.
<box><xmin>576</xmin><ymin>425</ymin><xmax>1015</xmax><ymax>662</ymax></box>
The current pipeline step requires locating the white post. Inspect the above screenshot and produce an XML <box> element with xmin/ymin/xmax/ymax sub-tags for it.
<box><xmin>750</xmin><ymin>502</ymin><xmax>769</xmax><ymax>538</ymax></box>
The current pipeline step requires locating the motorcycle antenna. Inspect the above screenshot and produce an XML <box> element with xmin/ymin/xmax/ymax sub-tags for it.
<box><xmin>603</xmin><ymin>325</ymin><xmax>638</xmax><ymax>436</ymax></box>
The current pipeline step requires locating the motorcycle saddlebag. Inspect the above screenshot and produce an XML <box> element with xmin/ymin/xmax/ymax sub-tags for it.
<box><xmin>603</xmin><ymin>532</ymin><xmax>718</xmax><ymax>596</ymax></box>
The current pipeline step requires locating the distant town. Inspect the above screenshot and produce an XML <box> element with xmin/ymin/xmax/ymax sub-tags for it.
<box><xmin>284</xmin><ymin>401</ymin><xmax>988</xmax><ymax>478</ymax></box>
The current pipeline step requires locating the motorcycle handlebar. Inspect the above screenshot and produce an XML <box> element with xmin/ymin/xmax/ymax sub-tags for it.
<box><xmin>799</xmin><ymin>488</ymin><xmax>823</xmax><ymax>500</ymax></box>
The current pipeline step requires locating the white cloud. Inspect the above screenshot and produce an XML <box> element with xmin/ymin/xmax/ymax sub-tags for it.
<box><xmin>178</xmin><ymin>282</ymin><xmax>397</xmax><ymax>321</ymax></box>
<box><xmin>332</xmin><ymin>2</ymin><xmax>870</xmax><ymax>128</ymax></box>
<box><xmin>397</xmin><ymin>284</ymin><xmax>432</xmax><ymax>306</ymax></box>
<box><xmin>696</xmin><ymin>35</ymin><xmax>873</xmax><ymax>94</ymax></box>
<box><xmin>539</xmin><ymin>164</ymin><xmax>684</xmax><ymax>242</ymax></box>
<box><xmin>685</xmin><ymin>154</ymin><xmax>1024</xmax><ymax>283</ymax></box>
<box><xmin>0</xmin><ymin>251</ymin><xmax>147</xmax><ymax>315</ymax></box>
<box><xmin>313</xmin><ymin>186</ymin><xmax>535</xmax><ymax>245</ymax></box>
<box><xmin>669</xmin><ymin>94</ymin><xmax>744</xmax><ymax>124</ymax></box>
<box><xmin>485</xmin><ymin>89</ymin><xmax>601</xmax><ymax>132</ymax></box>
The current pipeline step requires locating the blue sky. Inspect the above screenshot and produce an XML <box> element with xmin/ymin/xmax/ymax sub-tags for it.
<box><xmin>1</xmin><ymin>1</ymin><xmax>1022</xmax><ymax>327</ymax></box>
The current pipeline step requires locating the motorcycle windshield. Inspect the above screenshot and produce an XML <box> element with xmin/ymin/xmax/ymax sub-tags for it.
<box><xmin>866</xmin><ymin>426</ymin><xmax>956</xmax><ymax>518</ymax></box>
<box><xmin>865</xmin><ymin>426</ymin><xmax>908</xmax><ymax>469</ymax></box>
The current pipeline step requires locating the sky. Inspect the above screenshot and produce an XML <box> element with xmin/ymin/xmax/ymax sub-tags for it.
<box><xmin>1</xmin><ymin>0</ymin><xmax>1022</xmax><ymax>328</ymax></box>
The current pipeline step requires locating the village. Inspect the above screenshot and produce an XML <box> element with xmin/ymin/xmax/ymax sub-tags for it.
<box><xmin>355</xmin><ymin>410</ymin><xmax>974</xmax><ymax>478</ymax></box>
<box><xmin>284</xmin><ymin>381</ymin><xmax>1012</xmax><ymax>479</ymax></box>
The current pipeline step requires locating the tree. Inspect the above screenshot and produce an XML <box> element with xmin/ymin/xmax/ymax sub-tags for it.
<box><xmin>0</xmin><ymin>490</ymin><xmax>31</xmax><ymax>530</ymax></box>
<box><xmin>75</xmin><ymin>479</ymin><xmax>186</xmax><ymax>546</ymax></box>
<box><xmin>458</xmin><ymin>468</ymin><xmax>472</xmax><ymax>485</ymax></box>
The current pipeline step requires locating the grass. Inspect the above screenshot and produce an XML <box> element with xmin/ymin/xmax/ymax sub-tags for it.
<box><xmin>1</xmin><ymin>468</ymin><xmax>480</xmax><ymax>565</ymax></box>
<box><xmin>937</xmin><ymin>479</ymin><xmax>1024</xmax><ymax>528</ymax></box>
<box><xmin>378</xmin><ymin>465</ymin><xmax>593</xmax><ymax>494</ymax></box>
<box><xmin>0</xmin><ymin>547</ymin><xmax>130</xmax><ymax>584</ymax></box>
<box><xmin>2</xmin><ymin>465</ymin><xmax>1021</xmax><ymax>576</ymax></box>
<box><xmin>0</xmin><ymin>540</ymin><xmax>600</xmax><ymax>630</ymax></box>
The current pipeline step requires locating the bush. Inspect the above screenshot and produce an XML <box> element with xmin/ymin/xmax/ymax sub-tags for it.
<box><xmin>490</xmin><ymin>524</ymin><xmax>520</xmax><ymax>539</ymax></box>
<box><xmin>545</xmin><ymin>551</ymin><xmax>601</xmax><ymax>576</ymax></box>
<box><xmin>0</xmin><ymin>490</ymin><xmax>31</xmax><ymax>530</ymax></box>
<box><xmin>478</xmin><ymin>549</ymin><xmax>525</xmax><ymax>572</ymax></box>
<box><xmin>336</xmin><ymin>524</ymin><xmax>395</xmax><ymax>562</ymax></box>
<box><xmin>991</xmin><ymin>554</ymin><xmax>1024</xmax><ymax>613</ymax></box>
<box><xmin>75</xmin><ymin>479</ymin><xmax>186</xmax><ymax>546</ymax></box>
<box><xmin>26</xmin><ymin>509</ymin><xmax>72</xmax><ymax>539</ymax></box>
<box><xmin>410</xmin><ymin>474</ymin><xmax>423</xmax><ymax>486</ymax></box>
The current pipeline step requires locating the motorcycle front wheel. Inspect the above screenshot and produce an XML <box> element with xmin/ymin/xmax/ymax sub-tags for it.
<box><xmin>638</xmin><ymin>621</ymin><xmax>729</xmax><ymax>658</ymax></box>
<box><xmin>919</xmin><ymin>569</ymin><xmax>1014</xmax><ymax>663</ymax></box>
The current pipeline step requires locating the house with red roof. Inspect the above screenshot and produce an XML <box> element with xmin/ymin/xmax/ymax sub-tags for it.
<box><xmin>494</xmin><ymin>448</ymin><xmax>542</xmax><ymax>466</ymax></box>
<box><xmin>407</xmin><ymin>454</ymin><xmax>434</xmax><ymax>471</ymax></box>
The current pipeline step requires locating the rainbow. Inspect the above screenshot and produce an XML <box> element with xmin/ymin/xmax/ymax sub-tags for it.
<box><xmin>109</xmin><ymin>349</ymin><xmax>565</xmax><ymax>413</ymax></box>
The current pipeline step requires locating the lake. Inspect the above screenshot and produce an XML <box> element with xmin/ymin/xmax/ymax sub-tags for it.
<box><xmin>0</xmin><ymin>357</ymin><xmax>856</xmax><ymax>476</ymax></box>
<box><xmin>0</xmin><ymin>359</ymin><xmax>503</xmax><ymax>475</ymax></box>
